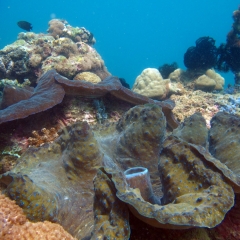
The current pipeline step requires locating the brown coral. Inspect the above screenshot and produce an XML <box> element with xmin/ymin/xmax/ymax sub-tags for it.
<box><xmin>0</xmin><ymin>193</ymin><xmax>76</xmax><ymax>240</ymax></box>
<box><xmin>73</xmin><ymin>71</ymin><xmax>101</xmax><ymax>83</ymax></box>
<box><xmin>52</xmin><ymin>38</ymin><xmax>79</xmax><ymax>58</ymax></box>
<box><xmin>47</xmin><ymin>19</ymin><xmax>65</xmax><ymax>39</ymax></box>
<box><xmin>28</xmin><ymin>127</ymin><xmax>59</xmax><ymax>147</ymax></box>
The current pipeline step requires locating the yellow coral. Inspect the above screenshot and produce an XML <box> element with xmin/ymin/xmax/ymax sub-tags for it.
<box><xmin>73</xmin><ymin>71</ymin><xmax>101</xmax><ymax>83</ymax></box>
<box><xmin>28</xmin><ymin>127</ymin><xmax>59</xmax><ymax>147</ymax></box>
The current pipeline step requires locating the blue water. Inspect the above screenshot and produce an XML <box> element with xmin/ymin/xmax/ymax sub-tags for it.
<box><xmin>0</xmin><ymin>0</ymin><xmax>239</xmax><ymax>87</ymax></box>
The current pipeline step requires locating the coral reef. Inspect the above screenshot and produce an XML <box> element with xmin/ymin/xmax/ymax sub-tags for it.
<box><xmin>48</xmin><ymin>19</ymin><xmax>95</xmax><ymax>45</ymax></box>
<box><xmin>1</xmin><ymin>103</ymin><xmax>240</xmax><ymax>239</ymax></box>
<box><xmin>132</xmin><ymin>68</ymin><xmax>184</xmax><ymax>100</ymax></box>
<box><xmin>169</xmin><ymin>68</ymin><xmax>225</xmax><ymax>92</ymax></box>
<box><xmin>0</xmin><ymin>193</ymin><xmax>76</xmax><ymax>240</ymax></box>
<box><xmin>170</xmin><ymin>90</ymin><xmax>219</xmax><ymax>127</ymax></box>
<box><xmin>27</xmin><ymin>127</ymin><xmax>59</xmax><ymax>147</ymax></box>
<box><xmin>218</xmin><ymin>95</ymin><xmax>240</xmax><ymax>114</ymax></box>
<box><xmin>0</xmin><ymin>19</ymin><xmax>108</xmax><ymax>83</ymax></box>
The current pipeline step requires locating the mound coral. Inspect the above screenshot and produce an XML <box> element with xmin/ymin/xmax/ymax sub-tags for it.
<box><xmin>132</xmin><ymin>68</ymin><xmax>184</xmax><ymax>100</ymax></box>
<box><xmin>169</xmin><ymin>68</ymin><xmax>225</xmax><ymax>92</ymax></box>
<box><xmin>0</xmin><ymin>19</ymin><xmax>108</xmax><ymax>83</ymax></box>
<box><xmin>48</xmin><ymin>19</ymin><xmax>95</xmax><ymax>45</ymax></box>
<box><xmin>73</xmin><ymin>71</ymin><xmax>101</xmax><ymax>83</ymax></box>
<box><xmin>170</xmin><ymin>89</ymin><xmax>219</xmax><ymax>127</ymax></box>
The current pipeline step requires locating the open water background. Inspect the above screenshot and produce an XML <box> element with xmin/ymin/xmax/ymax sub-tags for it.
<box><xmin>0</xmin><ymin>0</ymin><xmax>239</xmax><ymax>87</ymax></box>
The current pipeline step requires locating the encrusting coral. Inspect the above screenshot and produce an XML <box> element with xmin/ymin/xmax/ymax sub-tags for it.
<box><xmin>170</xmin><ymin>89</ymin><xmax>219</xmax><ymax>127</ymax></box>
<box><xmin>0</xmin><ymin>193</ymin><xmax>76</xmax><ymax>240</ymax></box>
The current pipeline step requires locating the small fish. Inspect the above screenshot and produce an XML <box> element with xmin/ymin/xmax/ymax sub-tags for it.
<box><xmin>17</xmin><ymin>21</ymin><xmax>32</xmax><ymax>31</ymax></box>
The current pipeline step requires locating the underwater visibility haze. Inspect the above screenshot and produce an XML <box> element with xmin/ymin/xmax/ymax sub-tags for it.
<box><xmin>1</xmin><ymin>1</ymin><xmax>240</xmax><ymax>240</ymax></box>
